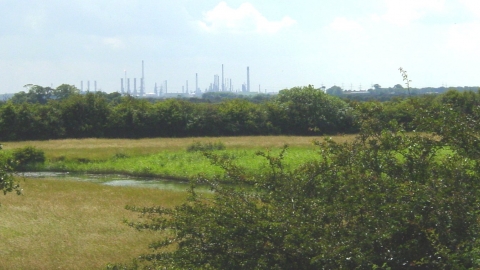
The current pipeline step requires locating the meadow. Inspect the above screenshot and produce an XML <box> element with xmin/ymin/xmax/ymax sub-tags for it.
<box><xmin>0</xmin><ymin>178</ymin><xmax>188</xmax><ymax>270</ymax></box>
<box><xmin>2</xmin><ymin>135</ymin><xmax>356</xmax><ymax>179</ymax></box>
<box><xmin>0</xmin><ymin>135</ymin><xmax>356</xmax><ymax>269</ymax></box>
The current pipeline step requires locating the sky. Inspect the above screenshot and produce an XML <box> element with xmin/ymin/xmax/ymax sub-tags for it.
<box><xmin>1</xmin><ymin>0</ymin><xmax>480</xmax><ymax>94</ymax></box>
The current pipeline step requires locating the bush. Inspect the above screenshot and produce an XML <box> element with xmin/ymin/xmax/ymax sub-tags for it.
<box><xmin>186</xmin><ymin>141</ymin><xmax>226</xmax><ymax>152</ymax></box>
<box><xmin>12</xmin><ymin>146</ymin><xmax>46</xmax><ymax>171</ymax></box>
<box><xmin>0</xmin><ymin>144</ymin><xmax>21</xmax><ymax>197</ymax></box>
<box><xmin>115</xmin><ymin>107</ymin><xmax>480</xmax><ymax>269</ymax></box>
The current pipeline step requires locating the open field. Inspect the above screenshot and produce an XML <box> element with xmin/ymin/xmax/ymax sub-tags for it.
<box><xmin>0</xmin><ymin>135</ymin><xmax>357</xmax><ymax>269</ymax></box>
<box><xmin>0</xmin><ymin>178</ymin><xmax>188</xmax><ymax>270</ymax></box>
<box><xmin>1</xmin><ymin>135</ymin><xmax>356</xmax><ymax>161</ymax></box>
<box><xmin>1</xmin><ymin>135</ymin><xmax>358</xmax><ymax>179</ymax></box>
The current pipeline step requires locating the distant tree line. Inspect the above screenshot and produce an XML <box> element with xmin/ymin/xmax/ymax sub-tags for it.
<box><xmin>0</xmin><ymin>85</ymin><xmax>355</xmax><ymax>141</ymax></box>
<box><xmin>327</xmin><ymin>83</ymin><xmax>480</xmax><ymax>101</ymax></box>
<box><xmin>0</xmin><ymin>84</ymin><xmax>479</xmax><ymax>141</ymax></box>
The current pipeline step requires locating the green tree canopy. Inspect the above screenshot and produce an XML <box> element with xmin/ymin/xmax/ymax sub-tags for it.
<box><xmin>272</xmin><ymin>85</ymin><xmax>355</xmax><ymax>134</ymax></box>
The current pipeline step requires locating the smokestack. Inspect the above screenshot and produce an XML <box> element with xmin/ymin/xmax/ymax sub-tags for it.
<box><xmin>222</xmin><ymin>64</ymin><xmax>224</xmax><ymax>92</ymax></box>
<box><xmin>94</xmin><ymin>81</ymin><xmax>97</xmax><ymax>92</ymax></box>
<box><xmin>127</xmin><ymin>78</ymin><xmax>130</xmax><ymax>94</ymax></box>
<box><xmin>247</xmin><ymin>66</ymin><xmax>250</xmax><ymax>92</ymax></box>
<box><xmin>121</xmin><ymin>78</ymin><xmax>124</xmax><ymax>94</ymax></box>
<box><xmin>134</xmin><ymin>78</ymin><xmax>137</xmax><ymax>96</ymax></box>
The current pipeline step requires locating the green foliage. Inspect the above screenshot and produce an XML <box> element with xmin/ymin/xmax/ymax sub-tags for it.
<box><xmin>61</xmin><ymin>92</ymin><xmax>110</xmax><ymax>138</ymax></box>
<box><xmin>11</xmin><ymin>84</ymin><xmax>80</xmax><ymax>104</ymax></box>
<box><xmin>186</xmin><ymin>141</ymin><xmax>226</xmax><ymax>152</ymax></box>
<box><xmin>12</xmin><ymin>146</ymin><xmax>46</xmax><ymax>171</ymax></box>
<box><xmin>4</xmin><ymin>83</ymin><xmax>480</xmax><ymax>141</ymax></box>
<box><xmin>326</xmin><ymin>85</ymin><xmax>344</xmax><ymax>96</ymax></box>
<box><xmin>0</xmin><ymin>145</ymin><xmax>21</xmax><ymax>197</ymax></box>
<box><xmin>273</xmin><ymin>85</ymin><xmax>356</xmax><ymax>134</ymax></box>
<box><xmin>117</xmin><ymin>104</ymin><xmax>480</xmax><ymax>268</ymax></box>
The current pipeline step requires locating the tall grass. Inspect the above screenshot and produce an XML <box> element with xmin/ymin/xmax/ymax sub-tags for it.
<box><xmin>2</xmin><ymin>136</ymin><xmax>354</xmax><ymax>179</ymax></box>
<box><xmin>42</xmin><ymin>147</ymin><xmax>320</xmax><ymax>180</ymax></box>
<box><xmin>1</xmin><ymin>135</ymin><xmax>355</xmax><ymax>161</ymax></box>
<box><xmin>0</xmin><ymin>178</ymin><xmax>188</xmax><ymax>270</ymax></box>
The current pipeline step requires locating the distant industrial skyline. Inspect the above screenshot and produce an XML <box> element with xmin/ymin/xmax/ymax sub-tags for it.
<box><xmin>114</xmin><ymin>61</ymin><xmax>257</xmax><ymax>96</ymax></box>
<box><xmin>1</xmin><ymin>1</ymin><xmax>480</xmax><ymax>94</ymax></box>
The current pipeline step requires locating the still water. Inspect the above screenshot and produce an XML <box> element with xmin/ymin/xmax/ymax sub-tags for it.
<box><xmin>18</xmin><ymin>172</ymin><xmax>209</xmax><ymax>192</ymax></box>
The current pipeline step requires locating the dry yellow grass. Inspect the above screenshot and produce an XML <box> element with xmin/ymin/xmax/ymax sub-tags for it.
<box><xmin>0</xmin><ymin>178</ymin><xmax>188</xmax><ymax>270</ymax></box>
<box><xmin>1</xmin><ymin>135</ymin><xmax>357</xmax><ymax>161</ymax></box>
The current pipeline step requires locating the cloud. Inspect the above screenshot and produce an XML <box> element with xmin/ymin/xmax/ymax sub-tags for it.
<box><xmin>198</xmin><ymin>2</ymin><xmax>296</xmax><ymax>34</ymax></box>
<box><xmin>329</xmin><ymin>17</ymin><xmax>364</xmax><ymax>32</ymax></box>
<box><xmin>372</xmin><ymin>0</ymin><xmax>445</xmax><ymax>26</ymax></box>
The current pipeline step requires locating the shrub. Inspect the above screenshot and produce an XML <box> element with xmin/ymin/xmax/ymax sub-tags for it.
<box><xmin>12</xmin><ymin>146</ymin><xmax>46</xmax><ymax>171</ymax></box>
<box><xmin>0</xmin><ymin>144</ymin><xmax>21</xmax><ymax>197</ymax></box>
<box><xmin>116</xmin><ymin>112</ymin><xmax>480</xmax><ymax>269</ymax></box>
<box><xmin>186</xmin><ymin>141</ymin><xmax>226</xmax><ymax>152</ymax></box>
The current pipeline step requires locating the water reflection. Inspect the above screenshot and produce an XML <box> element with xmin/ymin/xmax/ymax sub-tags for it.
<box><xmin>18</xmin><ymin>172</ymin><xmax>209</xmax><ymax>192</ymax></box>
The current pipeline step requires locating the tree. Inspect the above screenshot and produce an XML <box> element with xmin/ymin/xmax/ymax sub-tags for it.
<box><xmin>53</xmin><ymin>84</ymin><xmax>80</xmax><ymax>100</ymax></box>
<box><xmin>216</xmin><ymin>99</ymin><xmax>267</xmax><ymax>135</ymax></box>
<box><xmin>0</xmin><ymin>103</ymin><xmax>17</xmax><ymax>141</ymax></box>
<box><xmin>326</xmin><ymin>85</ymin><xmax>343</xmax><ymax>96</ymax></box>
<box><xmin>273</xmin><ymin>85</ymin><xmax>355</xmax><ymax>134</ymax></box>
<box><xmin>61</xmin><ymin>93</ymin><xmax>110</xmax><ymax>138</ymax></box>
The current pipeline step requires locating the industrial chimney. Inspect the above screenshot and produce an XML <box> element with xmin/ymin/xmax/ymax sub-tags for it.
<box><xmin>247</xmin><ymin>66</ymin><xmax>250</xmax><ymax>92</ymax></box>
<box><xmin>222</xmin><ymin>64</ymin><xmax>224</xmax><ymax>92</ymax></box>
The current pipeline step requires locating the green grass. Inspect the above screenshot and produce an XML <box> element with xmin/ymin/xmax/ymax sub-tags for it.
<box><xmin>1</xmin><ymin>135</ymin><xmax>354</xmax><ymax>160</ymax></box>
<box><xmin>0</xmin><ymin>135</ymin><xmax>352</xmax><ymax>269</ymax></box>
<box><xmin>43</xmin><ymin>147</ymin><xmax>320</xmax><ymax>180</ymax></box>
<box><xmin>0</xmin><ymin>178</ymin><xmax>188</xmax><ymax>270</ymax></box>
<box><xmin>2</xmin><ymin>136</ymin><xmax>346</xmax><ymax>179</ymax></box>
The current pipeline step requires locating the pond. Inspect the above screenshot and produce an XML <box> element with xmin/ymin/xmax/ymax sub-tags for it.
<box><xmin>17</xmin><ymin>172</ymin><xmax>210</xmax><ymax>192</ymax></box>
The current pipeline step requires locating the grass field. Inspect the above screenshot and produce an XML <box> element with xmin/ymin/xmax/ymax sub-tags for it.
<box><xmin>1</xmin><ymin>135</ymin><xmax>357</xmax><ymax>179</ymax></box>
<box><xmin>0</xmin><ymin>135</ymin><xmax>357</xmax><ymax>269</ymax></box>
<box><xmin>1</xmin><ymin>135</ymin><xmax>356</xmax><ymax>160</ymax></box>
<box><xmin>0</xmin><ymin>178</ymin><xmax>188</xmax><ymax>270</ymax></box>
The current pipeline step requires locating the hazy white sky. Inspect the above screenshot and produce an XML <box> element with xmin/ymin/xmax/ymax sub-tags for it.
<box><xmin>1</xmin><ymin>0</ymin><xmax>479</xmax><ymax>94</ymax></box>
